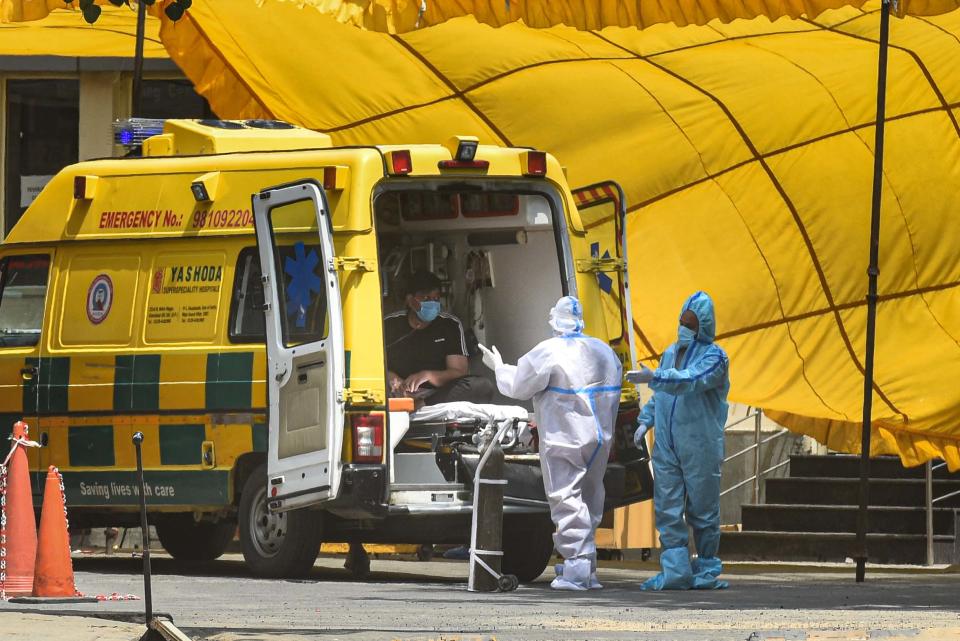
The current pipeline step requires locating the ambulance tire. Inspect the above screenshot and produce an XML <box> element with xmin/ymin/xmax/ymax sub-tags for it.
<box><xmin>155</xmin><ymin>516</ymin><xmax>236</xmax><ymax>562</ymax></box>
<box><xmin>502</xmin><ymin>520</ymin><xmax>555</xmax><ymax>583</ymax></box>
<box><xmin>239</xmin><ymin>464</ymin><xmax>323</xmax><ymax>578</ymax></box>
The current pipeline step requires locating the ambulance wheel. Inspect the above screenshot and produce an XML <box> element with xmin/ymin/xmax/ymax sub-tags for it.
<box><xmin>156</xmin><ymin>515</ymin><xmax>235</xmax><ymax>562</ymax></box>
<box><xmin>239</xmin><ymin>463</ymin><xmax>323</xmax><ymax>578</ymax></box>
<box><xmin>502</xmin><ymin>520</ymin><xmax>554</xmax><ymax>583</ymax></box>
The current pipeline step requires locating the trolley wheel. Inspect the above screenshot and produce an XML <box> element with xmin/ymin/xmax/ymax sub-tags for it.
<box><xmin>498</xmin><ymin>574</ymin><xmax>519</xmax><ymax>592</ymax></box>
<box><xmin>416</xmin><ymin>544</ymin><xmax>434</xmax><ymax>562</ymax></box>
<box><xmin>641</xmin><ymin>548</ymin><xmax>652</xmax><ymax>562</ymax></box>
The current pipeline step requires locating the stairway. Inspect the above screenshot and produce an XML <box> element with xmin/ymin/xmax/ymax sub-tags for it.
<box><xmin>720</xmin><ymin>454</ymin><xmax>960</xmax><ymax>564</ymax></box>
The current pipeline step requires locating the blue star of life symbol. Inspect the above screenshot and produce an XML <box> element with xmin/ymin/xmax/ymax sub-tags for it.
<box><xmin>284</xmin><ymin>242</ymin><xmax>322</xmax><ymax>328</ymax></box>
<box><xmin>590</xmin><ymin>242</ymin><xmax>614</xmax><ymax>294</ymax></box>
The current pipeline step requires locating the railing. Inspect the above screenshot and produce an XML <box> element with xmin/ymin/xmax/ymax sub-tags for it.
<box><xmin>719</xmin><ymin>408</ymin><xmax>791</xmax><ymax>503</ymax></box>
<box><xmin>925</xmin><ymin>459</ymin><xmax>958</xmax><ymax>565</ymax></box>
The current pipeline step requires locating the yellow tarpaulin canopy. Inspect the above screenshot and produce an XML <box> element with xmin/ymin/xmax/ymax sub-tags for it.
<box><xmin>5</xmin><ymin>0</ymin><xmax>959</xmax><ymax>30</ymax></box>
<box><xmin>0</xmin><ymin>5</ymin><xmax>166</xmax><ymax>58</ymax></box>
<box><xmin>4</xmin><ymin>1</ymin><xmax>959</xmax><ymax>473</ymax></box>
<box><xmin>158</xmin><ymin>0</ymin><xmax>960</xmax><ymax>471</ymax></box>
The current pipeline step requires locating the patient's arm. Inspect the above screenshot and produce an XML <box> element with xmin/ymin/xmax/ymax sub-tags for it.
<box><xmin>402</xmin><ymin>354</ymin><xmax>468</xmax><ymax>392</ymax></box>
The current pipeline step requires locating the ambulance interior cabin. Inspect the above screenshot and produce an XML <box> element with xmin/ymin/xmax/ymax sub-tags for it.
<box><xmin>374</xmin><ymin>180</ymin><xmax>568</xmax><ymax>482</ymax></box>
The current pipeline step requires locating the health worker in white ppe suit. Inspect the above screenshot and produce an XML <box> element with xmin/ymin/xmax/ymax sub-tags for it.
<box><xmin>479</xmin><ymin>296</ymin><xmax>621</xmax><ymax>591</ymax></box>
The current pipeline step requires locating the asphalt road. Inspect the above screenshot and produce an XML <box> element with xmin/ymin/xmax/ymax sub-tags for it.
<box><xmin>3</xmin><ymin>554</ymin><xmax>959</xmax><ymax>640</ymax></box>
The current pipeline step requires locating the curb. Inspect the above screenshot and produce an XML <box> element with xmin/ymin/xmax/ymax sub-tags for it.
<box><xmin>0</xmin><ymin>608</ymin><xmax>191</xmax><ymax>641</ymax></box>
<box><xmin>0</xmin><ymin>607</ymin><xmax>171</xmax><ymax>624</ymax></box>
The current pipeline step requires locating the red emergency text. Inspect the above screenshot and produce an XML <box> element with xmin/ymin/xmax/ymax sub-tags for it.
<box><xmin>98</xmin><ymin>210</ymin><xmax>180</xmax><ymax>229</ymax></box>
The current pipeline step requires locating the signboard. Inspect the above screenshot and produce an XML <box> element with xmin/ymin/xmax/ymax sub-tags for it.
<box><xmin>19</xmin><ymin>175</ymin><xmax>54</xmax><ymax>207</ymax></box>
<box><xmin>145</xmin><ymin>253</ymin><xmax>226</xmax><ymax>343</ymax></box>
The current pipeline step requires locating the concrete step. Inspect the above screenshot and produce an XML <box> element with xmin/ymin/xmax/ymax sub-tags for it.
<box><xmin>789</xmin><ymin>455</ymin><xmax>959</xmax><ymax>480</ymax></box>
<box><xmin>720</xmin><ymin>530</ymin><xmax>957</xmax><ymax>564</ymax></box>
<box><xmin>741</xmin><ymin>504</ymin><xmax>958</xmax><ymax>536</ymax></box>
<box><xmin>765</xmin><ymin>477</ymin><xmax>960</xmax><ymax>508</ymax></box>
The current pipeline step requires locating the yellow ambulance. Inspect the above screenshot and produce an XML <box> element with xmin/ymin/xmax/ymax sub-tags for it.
<box><xmin>0</xmin><ymin>119</ymin><xmax>651</xmax><ymax>581</ymax></box>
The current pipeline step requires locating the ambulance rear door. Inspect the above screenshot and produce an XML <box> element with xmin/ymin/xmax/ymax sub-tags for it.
<box><xmin>571</xmin><ymin>181</ymin><xmax>654</xmax><ymax>508</ymax></box>
<box><xmin>571</xmin><ymin>181</ymin><xmax>636</xmax><ymax>367</ymax></box>
<box><xmin>252</xmin><ymin>180</ymin><xmax>345</xmax><ymax>512</ymax></box>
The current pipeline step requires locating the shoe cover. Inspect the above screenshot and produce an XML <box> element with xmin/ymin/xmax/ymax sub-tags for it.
<box><xmin>691</xmin><ymin>556</ymin><xmax>729</xmax><ymax>589</ymax></box>
<box><xmin>550</xmin><ymin>575</ymin><xmax>589</xmax><ymax>591</ymax></box>
<box><xmin>639</xmin><ymin>547</ymin><xmax>693</xmax><ymax>591</ymax></box>
<box><xmin>551</xmin><ymin>558</ymin><xmax>590</xmax><ymax>590</ymax></box>
<box><xmin>556</xmin><ymin>561</ymin><xmax>602</xmax><ymax>589</ymax></box>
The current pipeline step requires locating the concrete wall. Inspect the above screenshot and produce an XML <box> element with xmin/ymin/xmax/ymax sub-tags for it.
<box><xmin>78</xmin><ymin>71</ymin><xmax>120</xmax><ymax>161</ymax></box>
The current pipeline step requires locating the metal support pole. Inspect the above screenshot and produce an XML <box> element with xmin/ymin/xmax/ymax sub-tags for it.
<box><xmin>925</xmin><ymin>460</ymin><xmax>934</xmax><ymax>566</ymax></box>
<box><xmin>753</xmin><ymin>410</ymin><xmax>762</xmax><ymax>504</ymax></box>
<box><xmin>855</xmin><ymin>0</ymin><xmax>892</xmax><ymax>584</ymax></box>
<box><xmin>133</xmin><ymin>432</ymin><xmax>153</xmax><ymax>626</ymax></box>
<box><xmin>131</xmin><ymin>0</ymin><xmax>148</xmax><ymax>117</ymax></box>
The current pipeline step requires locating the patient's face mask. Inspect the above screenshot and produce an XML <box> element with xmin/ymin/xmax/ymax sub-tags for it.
<box><xmin>416</xmin><ymin>300</ymin><xmax>441</xmax><ymax>323</ymax></box>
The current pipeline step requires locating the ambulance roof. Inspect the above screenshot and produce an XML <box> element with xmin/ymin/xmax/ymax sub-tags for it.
<box><xmin>4</xmin><ymin>120</ymin><xmax>559</xmax><ymax>245</ymax></box>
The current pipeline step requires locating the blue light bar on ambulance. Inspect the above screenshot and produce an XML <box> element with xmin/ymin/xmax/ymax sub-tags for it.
<box><xmin>113</xmin><ymin>118</ymin><xmax>166</xmax><ymax>148</ymax></box>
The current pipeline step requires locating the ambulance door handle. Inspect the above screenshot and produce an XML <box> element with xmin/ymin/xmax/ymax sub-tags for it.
<box><xmin>20</xmin><ymin>366</ymin><xmax>37</xmax><ymax>381</ymax></box>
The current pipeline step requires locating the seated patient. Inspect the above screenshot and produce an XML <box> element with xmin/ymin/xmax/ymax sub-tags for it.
<box><xmin>384</xmin><ymin>271</ymin><xmax>493</xmax><ymax>405</ymax></box>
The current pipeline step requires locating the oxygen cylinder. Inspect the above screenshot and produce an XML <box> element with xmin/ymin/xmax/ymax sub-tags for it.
<box><xmin>469</xmin><ymin>435</ymin><xmax>505</xmax><ymax>592</ymax></box>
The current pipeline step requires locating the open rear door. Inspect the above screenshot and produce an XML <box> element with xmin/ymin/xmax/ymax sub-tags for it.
<box><xmin>571</xmin><ymin>181</ymin><xmax>637</xmax><ymax>369</ymax></box>
<box><xmin>572</xmin><ymin>181</ymin><xmax>653</xmax><ymax>508</ymax></box>
<box><xmin>252</xmin><ymin>181</ymin><xmax>345</xmax><ymax>512</ymax></box>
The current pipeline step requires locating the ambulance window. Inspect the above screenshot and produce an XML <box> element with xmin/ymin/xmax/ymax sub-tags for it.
<box><xmin>272</xmin><ymin>240</ymin><xmax>329</xmax><ymax>346</ymax></box>
<box><xmin>229</xmin><ymin>248</ymin><xmax>266</xmax><ymax>343</ymax></box>
<box><xmin>0</xmin><ymin>254</ymin><xmax>49</xmax><ymax>348</ymax></box>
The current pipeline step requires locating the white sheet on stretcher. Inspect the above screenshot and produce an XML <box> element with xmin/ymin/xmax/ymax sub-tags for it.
<box><xmin>409</xmin><ymin>402</ymin><xmax>530</xmax><ymax>424</ymax></box>
<box><xmin>409</xmin><ymin>402</ymin><xmax>535</xmax><ymax>449</ymax></box>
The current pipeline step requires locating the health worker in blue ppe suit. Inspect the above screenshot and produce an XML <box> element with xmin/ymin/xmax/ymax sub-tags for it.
<box><xmin>627</xmin><ymin>291</ymin><xmax>730</xmax><ymax>591</ymax></box>
<box><xmin>479</xmin><ymin>296</ymin><xmax>621</xmax><ymax>591</ymax></box>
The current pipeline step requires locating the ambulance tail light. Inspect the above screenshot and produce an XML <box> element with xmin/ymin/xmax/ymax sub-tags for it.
<box><xmin>386</xmin><ymin>150</ymin><xmax>413</xmax><ymax>176</ymax></box>
<box><xmin>73</xmin><ymin>175</ymin><xmax>99</xmax><ymax>200</ymax></box>
<box><xmin>524</xmin><ymin>151</ymin><xmax>547</xmax><ymax>177</ymax></box>
<box><xmin>351</xmin><ymin>414</ymin><xmax>384</xmax><ymax>463</ymax></box>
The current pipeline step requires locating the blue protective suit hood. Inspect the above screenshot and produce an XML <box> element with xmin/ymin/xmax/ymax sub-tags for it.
<box><xmin>681</xmin><ymin>291</ymin><xmax>716</xmax><ymax>343</ymax></box>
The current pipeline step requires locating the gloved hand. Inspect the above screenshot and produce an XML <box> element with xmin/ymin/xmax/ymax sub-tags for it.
<box><xmin>478</xmin><ymin>344</ymin><xmax>503</xmax><ymax>371</ymax></box>
<box><xmin>633</xmin><ymin>422</ymin><xmax>651</xmax><ymax>448</ymax></box>
<box><xmin>625</xmin><ymin>366</ymin><xmax>655</xmax><ymax>384</ymax></box>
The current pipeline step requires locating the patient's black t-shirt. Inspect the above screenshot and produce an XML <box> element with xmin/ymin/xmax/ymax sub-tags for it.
<box><xmin>384</xmin><ymin>311</ymin><xmax>468</xmax><ymax>378</ymax></box>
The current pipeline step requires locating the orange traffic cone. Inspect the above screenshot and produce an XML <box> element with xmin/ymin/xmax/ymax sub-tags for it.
<box><xmin>32</xmin><ymin>466</ymin><xmax>76</xmax><ymax>597</ymax></box>
<box><xmin>0</xmin><ymin>421</ymin><xmax>38</xmax><ymax>598</ymax></box>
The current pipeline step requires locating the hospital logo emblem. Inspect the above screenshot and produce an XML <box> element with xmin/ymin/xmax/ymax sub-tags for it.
<box><xmin>86</xmin><ymin>274</ymin><xmax>114</xmax><ymax>324</ymax></box>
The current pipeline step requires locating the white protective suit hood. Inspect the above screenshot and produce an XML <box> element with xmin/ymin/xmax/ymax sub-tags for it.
<box><xmin>548</xmin><ymin>295</ymin><xmax>585</xmax><ymax>336</ymax></box>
